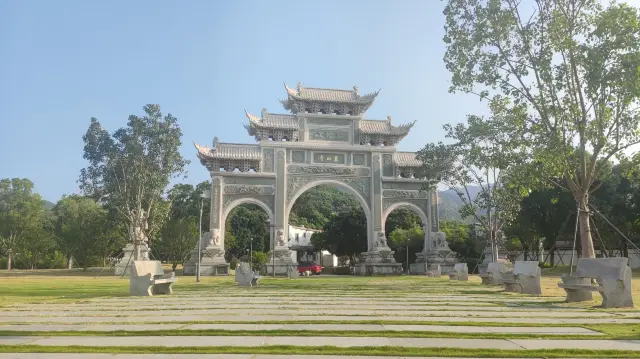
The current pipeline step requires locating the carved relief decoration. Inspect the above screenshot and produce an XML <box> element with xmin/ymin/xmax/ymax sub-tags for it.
<box><xmin>382</xmin><ymin>154</ymin><xmax>394</xmax><ymax>177</ymax></box>
<box><xmin>276</xmin><ymin>150</ymin><xmax>285</xmax><ymax>158</ymax></box>
<box><xmin>382</xmin><ymin>190</ymin><xmax>427</xmax><ymax>198</ymax></box>
<box><xmin>291</xmin><ymin>150</ymin><xmax>305</xmax><ymax>163</ymax></box>
<box><xmin>263</xmin><ymin>149</ymin><xmax>274</xmax><ymax>172</ymax></box>
<box><xmin>344</xmin><ymin>179</ymin><xmax>371</xmax><ymax>204</ymax></box>
<box><xmin>430</xmin><ymin>191</ymin><xmax>439</xmax><ymax>232</ymax></box>
<box><xmin>353</xmin><ymin>153</ymin><xmax>365</xmax><ymax>166</ymax></box>
<box><xmin>309</xmin><ymin>129</ymin><xmax>349</xmax><ymax>142</ymax></box>
<box><xmin>224</xmin><ymin>185</ymin><xmax>274</xmax><ymax>195</ymax></box>
<box><xmin>288</xmin><ymin>165</ymin><xmax>356</xmax><ymax>175</ymax></box>
<box><xmin>222</xmin><ymin>195</ymin><xmax>274</xmax><ymax>215</ymax></box>
<box><xmin>383</xmin><ymin>198</ymin><xmax>428</xmax><ymax>220</ymax></box>
<box><xmin>211</xmin><ymin>179</ymin><xmax>221</xmax><ymax>228</ymax></box>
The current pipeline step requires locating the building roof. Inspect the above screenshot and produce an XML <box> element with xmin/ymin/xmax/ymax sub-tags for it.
<box><xmin>284</xmin><ymin>82</ymin><xmax>380</xmax><ymax>104</ymax></box>
<box><xmin>244</xmin><ymin>109</ymin><xmax>299</xmax><ymax>130</ymax></box>
<box><xmin>359</xmin><ymin>116</ymin><xmax>415</xmax><ymax>135</ymax></box>
<box><xmin>394</xmin><ymin>152</ymin><xmax>422</xmax><ymax>167</ymax></box>
<box><xmin>194</xmin><ymin>140</ymin><xmax>262</xmax><ymax>161</ymax></box>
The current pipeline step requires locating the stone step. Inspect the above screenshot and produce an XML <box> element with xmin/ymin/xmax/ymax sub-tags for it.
<box><xmin>1</xmin><ymin>335</ymin><xmax>639</xmax><ymax>351</ymax></box>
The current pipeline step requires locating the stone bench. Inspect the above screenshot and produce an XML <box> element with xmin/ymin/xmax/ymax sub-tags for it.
<box><xmin>129</xmin><ymin>260</ymin><xmax>176</xmax><ymax>296</ymax></box>
<box><xmin>502</xmin><ymin>261</ymin><xmax>541</xmax><ymax>295</ymax></box>
<box><xmin>478</xmin><ymin>262</ymin><xmax>511</xmax><ymax>285</ymax></box>
<box><xmin>448</xmin><ymin>263</ymin><xmax>468</xmax><ymax>281</ymax></box>
<box><xmin>426</xmin><ymin>264</ymin><xmax>441</xmax><ymax>278</ymax></box>
<box><xmin>235</xmin><ymin>262</ymin><xmax>260</xmax><ymax>287</ymax></box>
<box><xmin>558</xmin><ymin>257</ymin><xmax>633</xmax><ymax>308</ymax></box>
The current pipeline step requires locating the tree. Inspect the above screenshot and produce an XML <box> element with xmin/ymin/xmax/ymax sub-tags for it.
<box><xmin>79</xmin><ymin>105</ymin><xmax>188</xmax><ymax>260</ymax></box>
<box><xmin>157</xmin><ymin>216</ymin><xmax>197</xmax><ymax>270</ymax></box>
<box><xmin>52</xmin><ymin>195</ymin><xmax>108</xmax><ymax>270</ymax></box>
<box><xmin>0</xmin><ymin>178</ymin><xmax>47</xmax><ymax>270</ymax></box>
<box><xmin>311</xmin><ymin>206</ymin><xmax>368</xmax><ymax>265</ymax></box>
<box><xmin>441</xmin><ymin>220</ymin><xmax>483</xmax><ymax>273</ymax></box>
<box><xmin>388</xmin><ymin>226</ymin><xmax>424</xmax><ymax>272</ymax></box>
<box><xmin>225</xmin><ymin>205</ymin><xmax>270</xmax><ymax>260</ymax></box>
<box><xmin>417</xmin><ymin>108</ymin><xmax>526</xmax><ymax>261</ymax></box>
<box><xmin>443</xmin><ymin>0</ymin><xmax>640</xmax><ymax>258</ymax></box>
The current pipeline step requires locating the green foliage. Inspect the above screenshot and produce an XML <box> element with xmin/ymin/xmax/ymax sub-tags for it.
<box><xmin>79</xmin><ymin>105</ymin><xmax>188</xmax><ymax>254</ymax></box>
<box><xmin>156</xmin><ymin>216</ymin><xmax>197</xmax><ymax>270</ymax></box>
<box><xmin>0</xmin><ymin>178</ymin><xmax>49</xmax><ymax>270</ymax></box>
<box><xmin>443</xmin><ymin>0</ymin><xmax>640</xmax><ymax>258</ymax></box>
<box><xmin>224</xmin><ymin>205</ymin><xmax>269</xmax><ymax>261</ymax></box>
<box><xmin>52</xmin><ymin>195</ymin><xmax>109</xmax><ymax>270</ymax></box>
<box><xmin>441</xmin><ymin>220</ymin><xmax>483</xmax><ymax>273</ymax></box>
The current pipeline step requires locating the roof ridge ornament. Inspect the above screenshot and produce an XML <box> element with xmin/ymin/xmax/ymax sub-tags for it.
<box><xmin>212</xmin><ymin>137</ymin><xmax>219</xmax><ymax>147</ymax></box>
<box><xmin>353</xmin><ymin>86</ymin><xmax>359</xmax><ymax>95</ymax></box>
<box><xmin>283</xmin><ymin>82</ymin><xmax>298</xmax><ymax>96</ymax></box>
<box><xmin>297</xmin><ymin>82</ymin><xmax>303</xmax><ymax>92</ymax></box>
<box><xmin>387</xmin><ymin>116</ymin><xmax>392</xmax><ymax>123</ymax></box>
<box><xmin>244</xmin><ymin>109</ymin><xmax>261</xmax><ymax>123</ymax></box>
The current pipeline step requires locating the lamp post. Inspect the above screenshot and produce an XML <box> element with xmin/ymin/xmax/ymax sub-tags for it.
<box><xmin>249</xmin><ymin>237</ymin><xmax>253</xmax><ymax>270</ymax></box>
<box><xmin>422</xmin><ymin>224</ymin><xmax>428</xmax><ymax>275</ymax></box>
<box><xmin>265</xmin><ymin>220</ymin><xmax>276</xmax><ymax>277</ymax></box>
<box><xmin>197</xmin><ymin>189</ymin><xmax>211</xmax><ymax>283</ymax></box>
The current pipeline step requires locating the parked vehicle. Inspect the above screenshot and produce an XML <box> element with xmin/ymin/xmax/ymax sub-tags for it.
<box><xmin>298</xmin><ymin>261</ymin><xmax>323</xmax><ymax>275</ymax></box>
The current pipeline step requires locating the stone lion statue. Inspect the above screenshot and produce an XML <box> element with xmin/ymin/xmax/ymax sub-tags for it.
<box><xmin>276</xmin><ymin>229</ymin><xmax>286</xmax><ymax>247</ymax></box>
<box><xmin>377</xmin><ymin>231</ymin><xmax>388</xmax><ymax>248</ymax></box>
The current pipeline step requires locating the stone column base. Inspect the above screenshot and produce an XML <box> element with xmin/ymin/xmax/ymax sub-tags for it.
<box><xmin>264</xmin><ymin>249</ymin><xmax>297</xmax><ymax>277</ymax></box>
<box><xmin>114</xmin><ymin>244</ymin><xmax>149</xmax><ymax>276</ymax></box>
<box><xmin>354</xmin><ymin>250</ymin><xmax>403</xmax><ymax>276</ymax></box>
<box><xmin>183</xmin><ymin>246</ymin><xmax>229</xmax><ymax>276</ymax></box>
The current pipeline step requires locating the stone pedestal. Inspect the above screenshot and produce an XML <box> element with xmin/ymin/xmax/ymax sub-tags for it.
<box><xmin>264</xmin><ymin>249</ymin><xmax>297</xmax><ymax>277</ymax></box>
<box><xmin>354</xmin><ymin>249</ymin><xmax>403</xmax><ymax>276</ymax></box>
<box><xmin>409</xmin><ymin>252</ymin><xmax>429</xmax><ymax>275</ymax></box>
<box><xmin>183</xmin><ymin>245</ymin><xmax>229</xmax><ymax>276</ymax></box>
<box><xmin>115</xmin><ymin>243</ymin><xmax>149</xmax><ymax>276</ymax></box>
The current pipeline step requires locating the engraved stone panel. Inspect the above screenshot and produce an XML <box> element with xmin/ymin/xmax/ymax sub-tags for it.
<box><xmin>313</xmin><ymin>153</ymin><xmax>345</xmax><ymax>164</ymax></box>
<box><xmin>263</xmin><ymin>149</ymin><xmax>274</xmax><ymax>172</ymax></box>
<box><xmin>309</xmin><ymin>129</ymin><xmax>349</xmax><ymax>142</ymax></box>
<box><xmin>431</xmin><ymin>191</ymin><xmax>439</xmax><ymax>232</ymax></box>
<box><xmin>223</xmin><ymin>177</ymin><xmax>276</xmax><ymax>186</ymax></box>
<box><xmin>382</xmin><ymin>190</ymin><xmax>427</xmax><ymax>198</ymax></box>
<box><xmin>353</xmin><ymin>153</ymin><xmax>366</xmax><ymax>166</ymax></box>
<box><xmin>382</xmin><ymin>154</ymin><xmax>393</xmax><ymax>177</ymax></box>
<box><xmin>307</xmin><ymin>118</ymin><xmax>350</xmax><ymax>126</ymax></box>
<box><xmin>291</xmin><ymin>150</ymin><xmax>305</xmax><ymax>163</ymax></box>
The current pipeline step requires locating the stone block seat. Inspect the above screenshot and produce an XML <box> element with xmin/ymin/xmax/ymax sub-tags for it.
<box><xmin>426</xmin><ymin>264</ymin><xmax>441</xmax><ymax>278</ymax></box>
<box><xmin>448</xmin><ymin>263</ymin><xmax>469</xmax><ymax>281</ymax></box>
<box><xmin>129</xmin><ymin>260</ymin><xmax>176</xmax><ymax>296</ymax></box>
<box><xmin>502</xmin><ymin>261</ymin><xmax>541</xmax><ymax>295</ymax></box>
<box><xmin>478</xmin><ymin>262</ymin><xmax>511</xmax><ymax>285</ymax></box>
<box><xmin>558</xmin><ymin>257</ymin><xmax>633</xmax><ymax>308</ymax></box>
<box><xmin>236</xmin><ymin>262</ymin><xmax>260</xmax><ymax>287</ymax></box>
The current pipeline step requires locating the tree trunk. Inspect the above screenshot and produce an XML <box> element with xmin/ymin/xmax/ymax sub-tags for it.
<box><xmin>7</xmin><ymin>250</ymin><xmax>12</xmax><ymax>271</ymax></box>
<box><xmin>578</xmin><ymin>195</ymin><xmax>595</xmax><ymax>258</ymax></box>
<box><xmin>67</xmin><ymin>256</ymin><xmax>73</xmax><ymax>270</ymax></box>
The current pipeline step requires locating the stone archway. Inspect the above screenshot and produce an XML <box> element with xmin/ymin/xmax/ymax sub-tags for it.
<box><xmin>286</xmin><ymin>179</ymin><xmax>373</xmax><ymax>251</ymax></box>
<box><xmin>184</xmin><ymin>83</ymin><xmax>456</xmax><ymax>276</ymax></box>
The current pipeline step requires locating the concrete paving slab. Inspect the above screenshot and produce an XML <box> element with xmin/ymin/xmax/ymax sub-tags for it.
<box><xmin>0</xmin><ymin>355</ymin><xmax>538</xmax><ymax>359</ymax></box>
<box><xmin>0</xmin><ymin>314</ymin><xmax>637</xmax><ymax>325</ymax></box>
<box><xmin>0</xmin><ymin>323</ymin><xmax>603</xmax><ymax>335</ymax></box>
<box><xmin>5</xmin><ymin>335</ymin><xmax>639</xmax><ymax>350</ymax></box>
<box><xmin>1</xmin><ymin>309</ymin><xmax>616</xmax><ymax>318</ymax></box>
<box><xmin>0</xmin><ymin>336</ymin><xmax>46</xmax><ymax>345</ymax></box>
<box><xmin>18</xmin><ymin>335</ymin><xmax>523</xmax><ymax>350</ymax></box>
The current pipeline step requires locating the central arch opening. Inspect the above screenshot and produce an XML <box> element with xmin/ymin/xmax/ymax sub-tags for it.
<box><xmin>383</xmin><ymin>204</ymin><xmax>427</xmax><ymax>274</ymax></box>
<box><xmin>287</xmin><ymin>183</ymin><xmax>369</xmax><ymax>274</ymax></box>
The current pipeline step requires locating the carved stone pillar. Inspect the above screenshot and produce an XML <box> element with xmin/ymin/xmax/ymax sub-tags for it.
<box><xmin>184</xmin><ymin>176</ymin><xmax>229</xmax><ymax>276</ymax></box>
<box><xmin>265</xmin><ymin>149</ymin><xmax>297</xmax><ymax>276</ymax></box>
<box><xmin>354</xmin><ymin>153</ymin><xmax>402</xmax><ymax>276</ymax></box>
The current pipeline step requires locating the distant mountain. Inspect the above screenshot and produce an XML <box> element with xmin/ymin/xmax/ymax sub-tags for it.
<box><xmin>438</xmin><ymin>186</ymin><xmax>483</xmax><ymax>222</ymax></box>
<box><xmin>42</xmin><ymin>200</ymin><xmax>55</xmax><ymax>211</ymax></box>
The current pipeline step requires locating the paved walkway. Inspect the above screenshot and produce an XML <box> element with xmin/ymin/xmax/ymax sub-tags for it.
<box><xmin>0</xmin><ymin>355</ymin><xmax>539</xmax><ymax>359</ymax></box>
<box><xmin>2</xmin><ymin>335</ymin><xmax>640</xmax><ymax>350</ymax></box>
<box><xmin>0</xmin><ymin>323</ymin><xmax>603</xmax><ymax>335</ymax></box>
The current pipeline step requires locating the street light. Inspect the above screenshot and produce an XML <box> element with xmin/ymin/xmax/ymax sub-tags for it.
<box><xmin>265</xmin><ymin>219</ymin><xmax>276</xmax><ymax>277</ymax></box>
<box><xmin>197</xmin><ymin>189</ymin><xmax>211</xmax><ymax>283</ymax></box>
<box><xmin>249</xmin><ymin>237</ymin><xmax>253</xmax><ymax>270</ymax></box>
<box><xmin>421</xmin><ymin>224</ymin><xmax>428</xmax><ymax>276</ymax></box>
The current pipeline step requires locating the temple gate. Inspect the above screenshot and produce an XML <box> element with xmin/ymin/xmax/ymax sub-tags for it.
<box><xmin>183</xmin><ymin>83</ymin><xmax>456</xmax><ymax>276</ymax></box>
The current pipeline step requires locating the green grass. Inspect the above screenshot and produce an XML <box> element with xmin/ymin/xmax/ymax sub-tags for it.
<box><xmin>2</xmin><ymin>345</ymin><xmax>640</xmax><ymax>358</ymax></box>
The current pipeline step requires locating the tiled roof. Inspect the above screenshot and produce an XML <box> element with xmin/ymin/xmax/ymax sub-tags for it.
<box><xmin>245</xmin><ymin>109</ymin><xmax>298</xmax><ymax>129</ymax></box>
<box><xmin>394</xmin><ymin>152</ymin><xmax>422</xmax><ymax>167</ymax></box>
<box><xmin>194</xmin><ymin>142</ymin><xmax>261</xmax><ymax>161</ymax></box>
<box><xmin>359</xmin><ymin>117</ymin><xmax>416</xmax><ymax>135</ymax></box>
<box><xmin>284</xmin><ymin>83</ymin><xmax>380</xmax><ymax>103</ymax></box>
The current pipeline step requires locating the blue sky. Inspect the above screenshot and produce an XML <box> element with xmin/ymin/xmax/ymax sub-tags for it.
<box><xmin>1</xmin><ymin>0</ymin><xmax>493</xmax><ymax>202</ymax></box>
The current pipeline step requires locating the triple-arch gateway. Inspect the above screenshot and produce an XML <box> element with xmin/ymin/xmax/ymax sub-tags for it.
<box><xmin>183</xmin><ymin>83</ymin><xmax>456</xmax><ymax>276</ymax></box>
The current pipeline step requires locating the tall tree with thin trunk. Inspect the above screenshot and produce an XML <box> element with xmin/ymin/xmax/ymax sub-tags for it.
<box><xmin>0</xmin><ymin>178</ymin><xmax>47</xmax><ymax>270</ymax></box>
<box><xmin>79</xmin><ymin>105</ymin><xmax>188</xmax><ymax>260</ymax></box>
<box><xmin>443</xmin><ymin>0</ymin><xmax>640</xmax><ymax>257</ymax></box>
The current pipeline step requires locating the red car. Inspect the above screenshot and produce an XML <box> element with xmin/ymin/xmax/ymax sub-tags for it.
<box><xmin>298</xmin><ymin>262</ymin><xmax>323</xmax><ymax>275</ymax></box>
